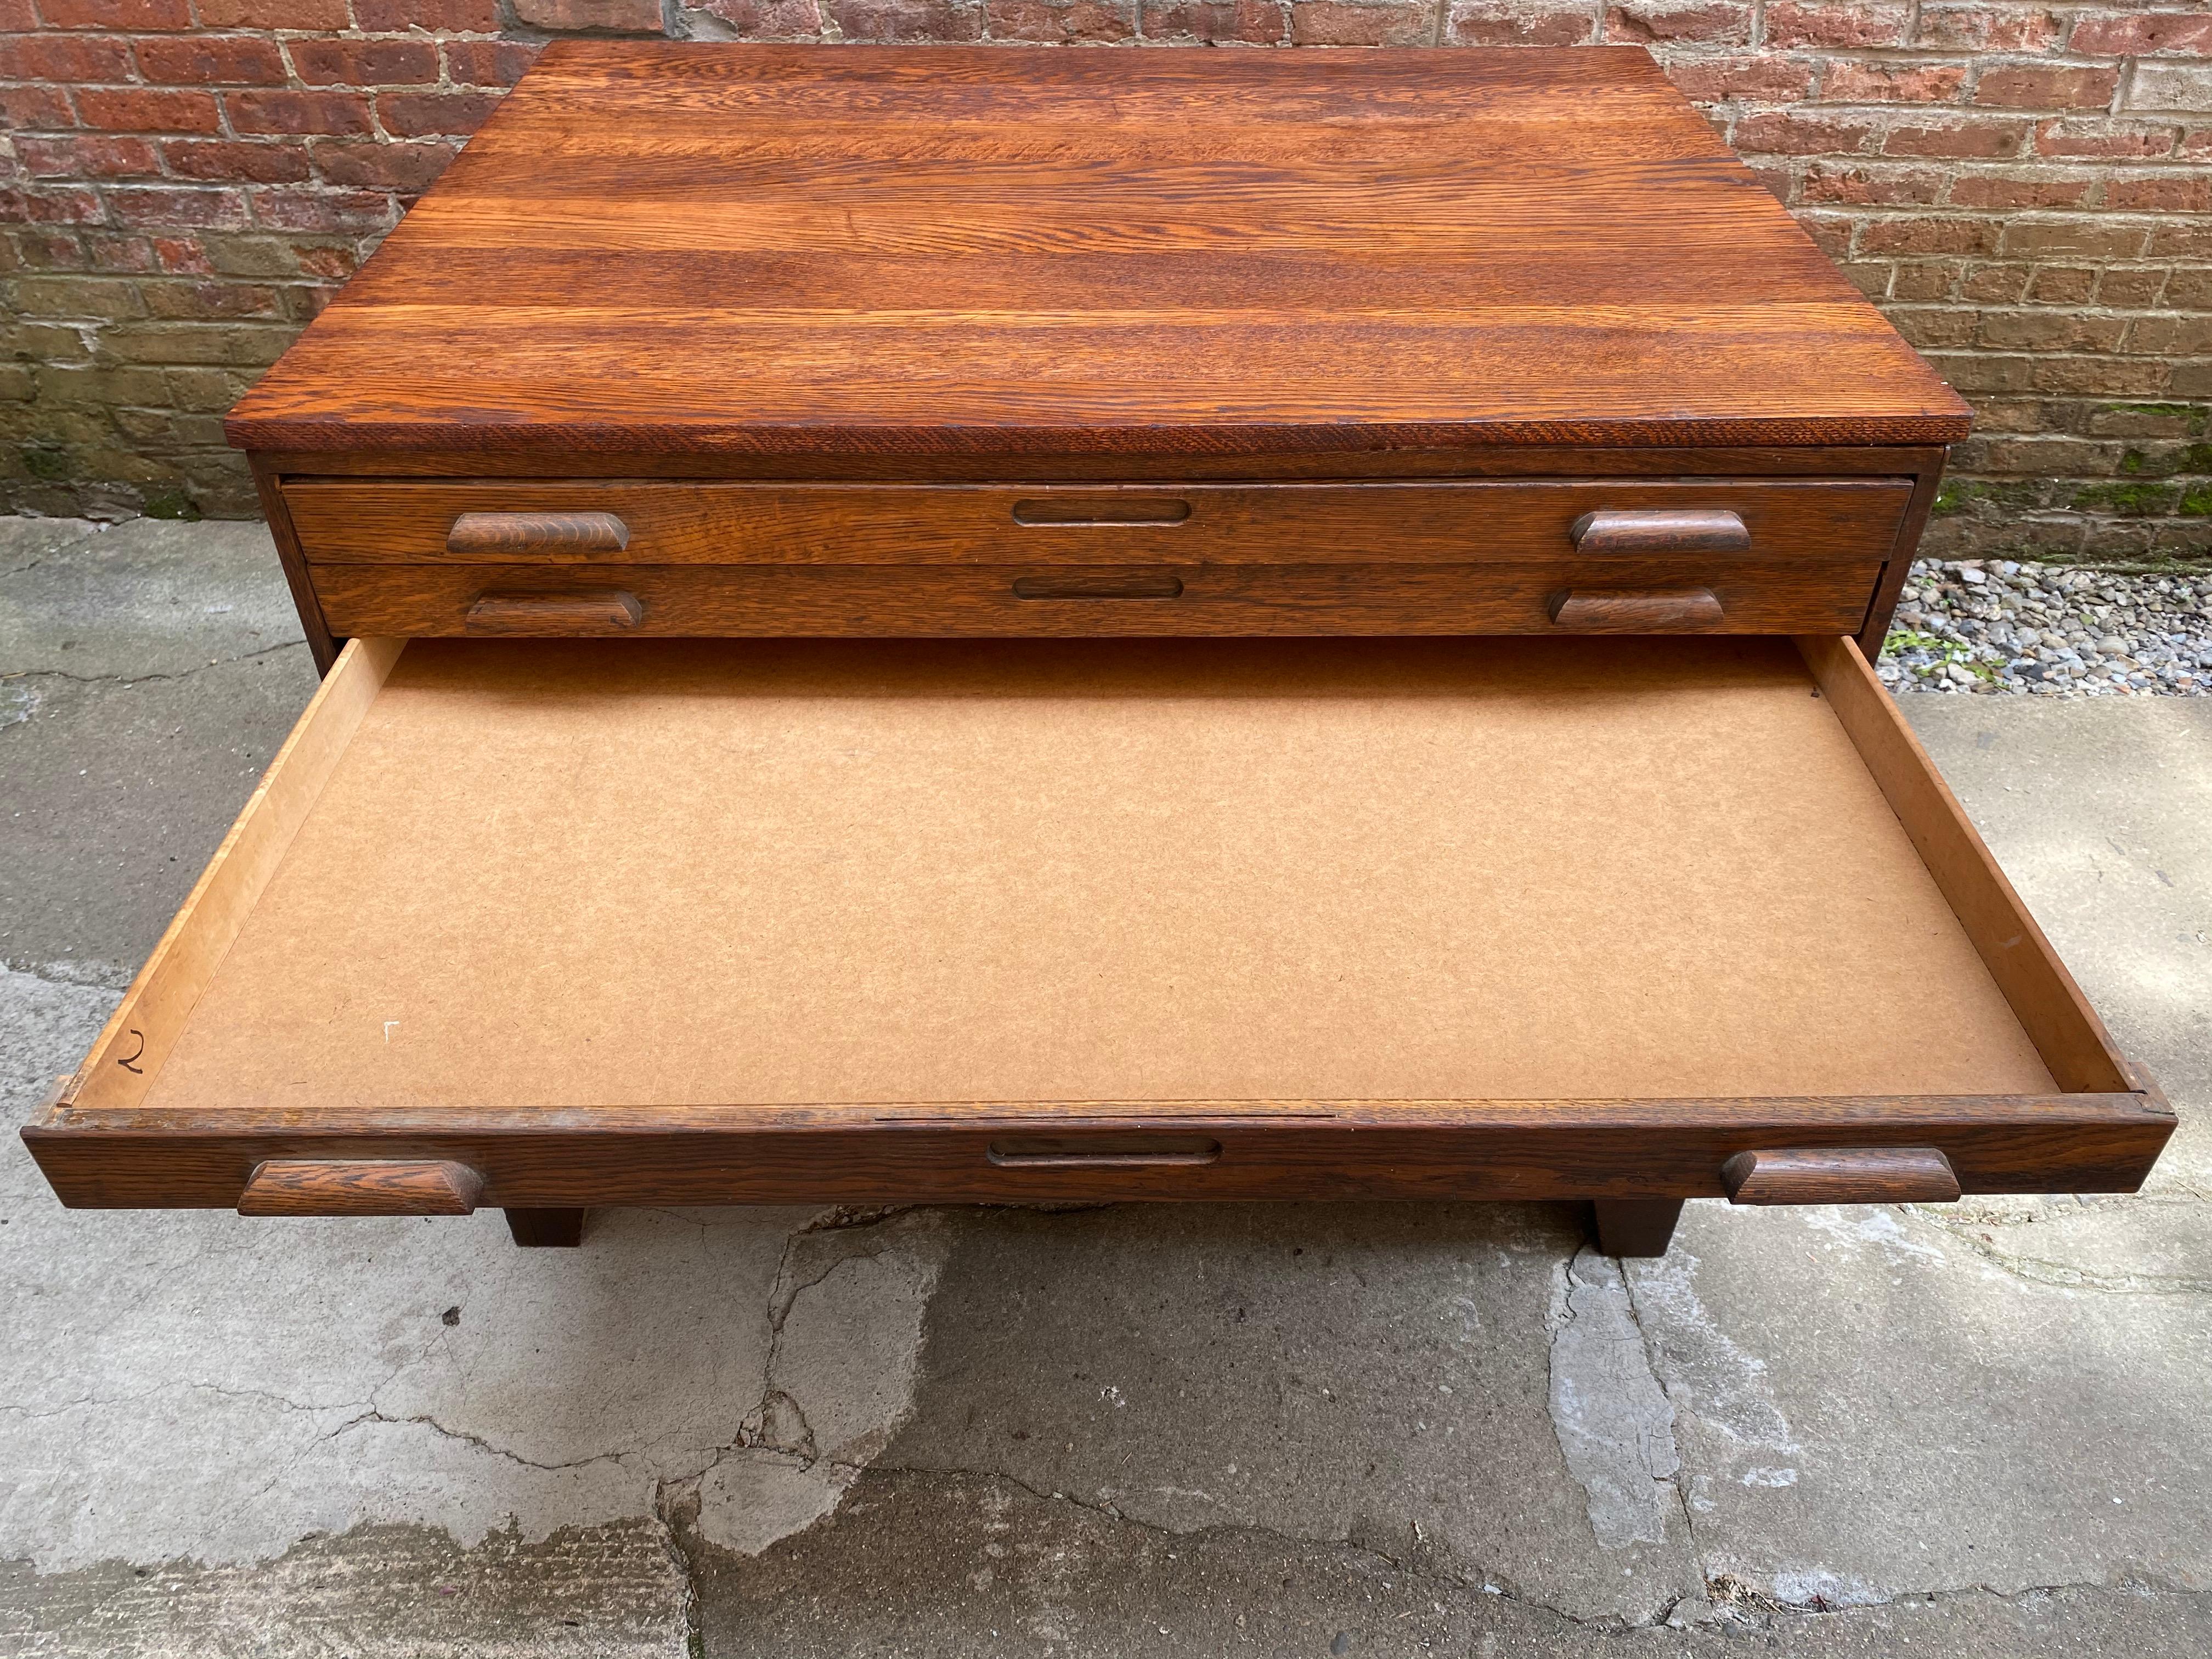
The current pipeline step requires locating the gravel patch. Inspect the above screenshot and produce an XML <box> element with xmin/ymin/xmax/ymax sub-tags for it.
<box><xmin>1879</xmin><ymin>558</ymin><xmax>2212</xmax><ymax>697</ymax></box>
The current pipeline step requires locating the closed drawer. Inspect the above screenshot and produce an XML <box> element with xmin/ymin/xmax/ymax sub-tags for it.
<box><xmin>311</xmin><ymin>558</ymin><xmax>1886</xmax><ymax>637</ymax></box>
<box><xmin>283</xmin><ymin>478</ymin><xmax>1915</xmax><ymax>568</ymax></box>
<box><xmin>26</xmin><ymin>634</ymin><xmax>2165</xmax><ymax>1216</ymax></box>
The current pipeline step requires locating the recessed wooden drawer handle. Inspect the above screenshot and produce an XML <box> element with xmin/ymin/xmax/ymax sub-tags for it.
<box><xmin>1570</xmin><ymin>509</ymin><xmax>1750</xmax><ymax>555</ymax></box>
<box><xmin>1012</xmin><ymin>574</ymin><xmax>1185</xmax><ymax>600</ymax></box>
<box><xmin>465</xmin><ymin>590</ymin><xmax>645</xmax><ymax>633</ymax></box>
<box><xmin>1722</xmin><ymin>1147</ymin><xmax>1960</xmax><ymax>1206</ymax></box>
<box><xmin>1012</xmin><ymin>496</ymin><xmax>1192</xmax><ymax>526</ymax></box>
<box><xmin>447</xmin><ymin>511</ymin><xmax>629</xmax><ymax>554</ymax></box>
<box><xmin>239</xmin><ymin>1159</ymin><xmax>486</xmax><ymax>1217</ymax></box>
<box><xmin>1548</xmin><ymin>588</ymin><xmax>1724</xmax><ymax>630</ymax></box>
<box><xmin>988</xmin><ymin>1136</ymin><xmax>1221</xmax><ymax>1169</ymax></box>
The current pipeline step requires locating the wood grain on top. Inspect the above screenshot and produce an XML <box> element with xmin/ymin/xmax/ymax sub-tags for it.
<box><xmin>225</xmin><ymin>45</ymin><xmax>1971</xmax><ymax>460</ymax></box>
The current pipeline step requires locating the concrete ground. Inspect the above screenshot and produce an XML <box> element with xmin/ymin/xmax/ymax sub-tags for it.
<box><xmin>2</xmin><ymin>515</ymin><xmax>2207</xmax><ymax>1657</ymax></box>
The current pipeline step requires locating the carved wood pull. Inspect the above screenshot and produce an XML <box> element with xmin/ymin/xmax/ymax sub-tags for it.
<box><xmin>1722</xmin><ymin>1147</ymin><xmax>1960</xmax><ymax>1206</ymax></box>
<box><xmin>464</xmin><ymin>590</ymin><xmax>645</xmax><ymax>633</ymax></box>
<box><xmin>447</xmin><ymin>511</ymin><xmax>630</xmax><ymax>554</ymax></box>
<box><xmin>239</xmin><ymin>1159</ymin><xmax>486</xmax><ymax>1217</ymax></box>
<box><xmin>1547</xmin><ymin>588</ymin><xmax>1725</xmax><ymax>630</ymax></box>
<box><xmin>1570</xmin><ymin>509</ymin><xmax>1750</xmax><ymax>555</ymax></box>
<box><xmin>1011</xmin><ymin>574</ymin><xmax>1185</xmax><ymax>600</ymax></box>
<box><xmin>988</xmin><ymin>1136</ymin><xmax>1222</xmax><ymax>1169</ymax></box>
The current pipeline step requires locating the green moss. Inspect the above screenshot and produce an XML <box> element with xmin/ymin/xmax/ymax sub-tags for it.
<box><xmin>1931</xmin><ymin>482</ymin><xmax>1969</xmax><ymax>516</ymax></box>
<box><xmin>2182</xmin><ymin>482</ymin><xmax>2212</xmax><ymax>518</ymax></box>
<box><xmin>2072</xmin><ymin>480</ymin><xmax>2181</xmax><ymax>516</ymax></box>
<box><xmin>140</xmin><ymin>482</ymin><xmax>201</xmax><ymax>521</ymax></box>
<box><xmin>21</xmin><ymin>446</ymin><xmax>70</xmax><ymax>481</ymax></box>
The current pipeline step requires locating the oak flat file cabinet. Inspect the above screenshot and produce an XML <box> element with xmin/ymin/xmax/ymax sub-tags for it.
<box><xmin>25</xmin><ymin>46</ymin><xmax>2172</xmax><ymax>1256</ymax></box>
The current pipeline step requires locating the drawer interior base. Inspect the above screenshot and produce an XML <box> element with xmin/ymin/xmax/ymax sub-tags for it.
<box><xmin>120</xmin><ymin>635</ymin><xmax>2059</xmax><ymax>1113</ymax></box>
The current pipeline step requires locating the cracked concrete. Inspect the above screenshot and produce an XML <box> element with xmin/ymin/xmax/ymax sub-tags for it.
<box><xmin>2</xmin><ymin>518</ymin><xmax>2209</xmax><ymax>1652</ymax></box>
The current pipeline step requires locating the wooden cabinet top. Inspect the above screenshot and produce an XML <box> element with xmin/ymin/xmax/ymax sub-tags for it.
<box><xmin>225</xmin><ymin>44</ymin><xmax>1970</xmax><ymax>462</ymax></box>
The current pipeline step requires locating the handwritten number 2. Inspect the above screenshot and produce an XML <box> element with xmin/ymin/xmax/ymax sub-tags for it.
<box><xmin>118</xmin><ymin>1030</ymin><xmax>145</xmax><ymax>1074</ymax></box>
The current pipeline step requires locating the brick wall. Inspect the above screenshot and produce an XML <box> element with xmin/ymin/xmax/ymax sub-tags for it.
<box><xmin>3</xmin><ymin>4</ymin><xmax>2208</xmax><ymax>564</ymax></box>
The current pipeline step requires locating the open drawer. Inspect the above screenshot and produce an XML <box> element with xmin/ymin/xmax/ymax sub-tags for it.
<box><xmin>24</xmin><ymin>635</ymin><xmax>2170</xmax><ymax>1252</ymax></box>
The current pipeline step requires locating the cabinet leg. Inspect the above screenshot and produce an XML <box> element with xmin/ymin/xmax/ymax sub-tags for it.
<box><xmin>505</xmin><ymin>1207</ymin><xmax>586</xmax><ymax>1248</ymax></box>
<box><xmin>1592</xmin><ymin>1199</ymin><xmax>1684</xmax><ymax>1258</ymax></box>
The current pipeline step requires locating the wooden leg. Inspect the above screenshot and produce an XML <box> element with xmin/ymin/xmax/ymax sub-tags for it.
<box><xmin>1592</xmin><ymin>1199</ymin><xmax>1684</xmax><ymax>1258</ymax></box>
<box><xmin>505</xmin><ymin>1207</ymin><xmax>586</xmax><ymax>1248</ymax></box>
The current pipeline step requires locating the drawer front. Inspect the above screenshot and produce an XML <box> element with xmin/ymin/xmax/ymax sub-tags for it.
<box><xmin>284</xmin><ymin>478</ymin><xmax>1914</xmax><ymax>568</ymax></box>
<box><xmin>311</xmin><ymin>558</ymin><xmax>1885</xmax><ymax>637</ymax></box>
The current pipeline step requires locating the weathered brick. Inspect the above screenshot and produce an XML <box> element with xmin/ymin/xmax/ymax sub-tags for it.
<box><xmin>1881</xmin><ymin>117</ymin><xmax>2028</xmax><ymax>159</ymax></box>
<box><xmin>1734</xmin><ymin>111</ymin><xmax>1877</xmax><ymax>155</ymax></box>
<box><xmin>514</xmin><ymin>0</ymin><xmax>669</xmax><ymax>27</ymax></box>
<box><xmin>2126</xmin><ymin>313</ymin><xmax>2212</xmax><ymax>355</ymax></box>
<box><xmin>106</xmin><ymin>321</ymin><xmax>293</xmax><ymax>368</ymax></box>
<box><xmin>1980</xmin><ymin>309</ymin><xmax>2126</xmax><ymax>352</ymax></box>
<box><xmin>2125</xmin><ymin>64</ymin><xmax>2212</xmax><ymax>115</ymax></box>
<box><xmin>1293</xmin><ymin>1</ymin><xmax>1434</xmax><ymax>46</ymax></box>
<box><xmin>352</xmin><ymin>0</ymin><xmax>503</xmax><ymax>26</ymax></box>
<box><xmin>376</xmin><ymin>92</ymin><xmax>503</xmax><ymax>137</ymax></box>
<box><xmin>8</xmin><ymin>184</ymin><xmax>110</xmax><ymax>223</ymax></box>
<box><xmin>288</xmin><ymin>40</ymin><xmax>443</xmax><ymax>89</ymax></box>
<box><xmin>1800</xmin><ymin>162</ymin><xmax>1943</xmax><ymax>206</ymax></box>
<box><xmin>140</xmin><ymin>279</ymin><xmax>283</xmax><ymax>320</ymax></box>
<box><xmin>0</xmin><ymin>34</ymin><xmax>136</xmax><ymax>82</ymax></box>
<box><xmin>1446</xmin><ymin>3</ymin><xmax>1597</xmax><ymax>46</ymax></box>
<box><xmin>135</xmin><ymin>36</ymin><xmax>289</xmax><ymax>87</ymax></box>
<box><xmin>76</xmin><ymin>88</ymin><xmax>223</xmax><ymax>135</ymax></box>
<box><xmin>11</xmin><ymin>274</ymin><xmax>148</xmax><ymax>321</ymax></box>
<box><xmin>2032</xmin><ymin>356</ymin><xmax>2173</xmax><ymax>397</ymax></box>
<box><xmin>826</xmin><ymin>0</ymin><xmax>986</xmax><ymax>40</ymax></box>
<box><xmin>1889</xmin><ymin>306</ymin><xmax>1977</xmax><ymax>348</ymax></box>
<box><xmin>15</xmin><ymin>135</ymin><xmax>161</xmax><ymax>179</ymax></box>
<box><xmin>445</xmin><ymin>40</ymin><xmax>545</xmax><ymax>85</ymax></box>
<box><xmin>1916</xmin><ymin>4</ymin><xmax>2061</xmax><ymax>52</ymax></box>
<box><xmin>2164</xmin><ymin>267</ymin><xmax>2212</xmax><ymax>309</ymax></box>
<box><xmin>1859</xmin><ymin>215</ymin><xmax>2001</xmax><ymax>256</ymax></box>
<box><xmin>1820</xmin><ymin>61</ymin><xmax>1967</xmax><ymax>104</ymax></box>
<box><xmin>313</xmin><ymin>140</ymin><xmax>459</xmax><ymax>191</ymax></box>
<box><xmin>2147</xmin><ymin>221</ymin><xmax>2212</xmax><ymax>258</ymax></box>
<box><xmin>696</xmin><ymin>0</ymin><xmax>826</xmax><ymax>33</ymax></box>
<box><xmin>1665</xmin><ymin>54</ymin><xmax>1816</xmax><ymax>102</ymax></box>
<box><xmin>80</xmin><ymin>230</ymin><xmax>157</xmax><ymax>272</ymax></box>
<box><xmin>229</xmin><ymin>91</ymin><xmax>376</xmax><ymax>137</ymax></box>
<box><xmin>1976</xmin><ymin>65</ymin><xmax>2120</xmax><ymax>111</ymax></box>
<box><xmin>2025</xmin><ymin>265</ymin><xmax>2096</xmax><ymax>304</ymax></box>
<box><xmin>1889</xmin><ymin>259</ymin><xmax>1961</xmax><ymax>301</ymax></box>
<box><xmin>0</xmin><ymin>85</ymin><xmax>78</xmax><ymax>131</ymax></box>
<box><xmin>151</xmin><ymin>235</ymin><xmax>216</xmax><ymax>274</ymax></box>
<box><xmin>2105</xmin><ymin>172</ymin><xmax>2212</xmax><ymax>213</ymax></box>
<box><xmin>2033</xmin><ymin>119</ymin><xmax>2177</xmax><ymax>159</ymax></box>
<box><xmin>163</xmin><ymin>140</ymin><xmax>314</xmax><ymax>185</ymax></box>
<box><xmin>2001</xmin><ymin>217</ymin><xmax>2151</xmax><ymax>259</ymax></box>
<box><xmin>2068</xmin><ymin>13</ymin><xmax>2212</xmax><ymax>58</ymax></box>
<box><xmin>196</xmin><ymin>0</ymin><xmax>351</xmax><ymax>23</ymax></box>
<box><xmin>2101</xmin><ymin>266</ymin><xmax>2174</xmax><ymax>306</ymax></box>
<box><xmin>105</xmin><ymin>186</ymin><xmax>252</xmax><ymax>231</ymax></box>
<box><xmin>249</xmin><ymin>187</ymin><xmax>398</xmax><ymax>234</ymax></box>
<box><xmin>1602</xmin><ymin>3</ymin><xmax>1751</xmax><ymax>46</ymax></box>
<box><xmin>1949</xmin><ymin>169</ymin><xmax>2094</xmax><ymax>210</ymax></box>
<box><xmin>986</xmin><ymin>0</ymin><xmax>1138</xmax><ymax>38</ymax></box>
<box><xmin>1768</xmin><ymin>2</ymin><xmax>1910</xmax><ymax>50</ymax></box>
<box><xmin>1140</xmin><ymin>0</ymin><xmax>1284</xmax><ymax>40</ymax></box>
<box><xmin>1960</xmin><ymin>261</ymin><xmax>2029</xmax><ymax>302</ymax></box>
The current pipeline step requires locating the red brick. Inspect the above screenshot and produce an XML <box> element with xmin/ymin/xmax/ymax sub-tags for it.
<box><xmin>76</xmin><ymin>88</ymin><xmax>222</xmax><ymax>134</ymax></box>
<box><xmin>1821</xmin><ymin>61</ymin><xmax>1968</xmax><ymax>104</ymax></box>
<box><xmin>1139</xmin><ymin>0</ymin><xmax>1283</xmax><ymax>40</ymax></box>
<box><xmin>1</xmin><ymin>85</ymin><xmax>78</xmax><ymax>131</ymax></box>
<box><xmin>1975</xmin><ymin>65</ymin><xmax>2120</xmax><ymax>111</ymax></box>
<box><xmin>1602</xmin><ymin>3</ymin><xmax>1750</xmax><ymax>44</ymax></box>
<box><xmin>1881</xmin><ymin>117</ymin><xmax>2027</xmax><ymax>158</ymax></box>
<box><xmin>196</xmin><ymin>0</ymin><xmax>350</xmax><ymax>23</ymax></box>
<box><xmin>1948</xmin><ymin>170</ymin><xmax>2094</xmax><ymax>210</ymax></box>
<box><xmin>1291</xmin><ymin>1</ymin><xmax>1432</xmax><ymax>44</ymax></box>
<box><xmin>2183</xmin><ymin>127</ymin><xmax>2212</xmax><ymax>157</ymax></box>
<box><xmin>1767</xmin><ymin>2</ymin><xmax>1909</xmax><ymax>50</ymax></box>
<box><xmin>376</xmin><ymin>91</ymin><xmax>503</xmax><ymax>137</ymax></box>
<box><xmin>514</xmin><ymin>0</ymin><xmax>667</xmax><ymax>25</ymax></box>
<box><xmin>0</xmin><ymin>34</ymin><xmax>136</xmax><ymax>82</ymax></box>
<box><xmin>1664</xmin><ymin>54</ymin><xmax>1815</xmax><ymax>102</ymax></box>
<box><xmin>1889</xmin><ymin>260</ymin><xmax>1960</xmax><ymax>301</ymax></box>
<box><xmin>1888</xmin><ymin>306</ymin><xmax>1977</xmax><ymax>348</ymax></box>
<box><xmin>2104</xmin><ymin>171</ymin><xmax>2212</xmax><ymax>213</ymax></box>
<box><xmin>445</xmin><ymin>41</ymin><xmax>544</xmax><ymax>86</ymax></box>
<box><xmin>1734</xmin><ymin>111</ymin><xmax>1877</xmax><ymax>155</ymax></box>
<box><xmin>162</xmin><ymin>139</ymin><xmax>314</xmax><ymax>184</ymax></box>
<box><xmin>2068</xmin><ymin>13</ymin><xmax>2212</xmax><ymax>58</ymax></box>
<box><xmin>81</xmin><ymin>230</ymin><xmax>156</xmax><ymax>272</ymax></box>
<box><xmin>1447</xmin><ymin>3</ymin><xmax>1596</xmax><ymax>45</ymax></box>
<box><xmin>2034</xmin><ymin>119</ymin><xmax>2177</xmax><ymax>158</ymax></box>
<box><xmin>313</xmin><ymin>139</ymin><xmax>459</xmax><ymax>190</ymax></box>
<box><xmin>37</xmin><ymin>0</ymin><xmax>193</xmax><ymax>27</ymax></box>
<box><xmin>1799</xmin><ymin>162</ymin><xmax>1943</xmax><ymax>206</ymax></box>
<box><xmin>229</xmin><ymin>91</ymin><xmax>376</xmax><ymax>137</ymax></box>
<box><xmin>106</xmin><ymin>186</ymin><xmax>252</xmax><ymax>231</ymax></box>
<box><xmin>352</xmin><ymin>0</ymin><xmax>503</xmax><ymax>25</ymax></box>
<box><xmin>2160</xmin><ymin>267</ymin><xmax>2212</xmax><ymax>308</ymax></box>
<box><xmin>821</xmin><ymin>0</ymin><xmax>983</xmax><ymax>37</ymax></box>
<box><xmin>1858</xmin><ymin>215</ymin><xmax>2002</xmax><ymax>255</ymax></box>
<box><xmin>2101</xmin><ymin>266</ymin><xmax>2172</xmax><ymax>306</ymax></box>
<box><xmin>6</xmin><ymin>184</ymin><xmax>106</xmax><ymax>222</ymax></box>
<box><xmin>2024</xmin><ymin>266</ymin><xmax>2095</xmax><ymax>304</ymax></box>
<box><xmin>986</xmin><ymin>0</ymin><xmax>1137</xmax><ymax>38</ymax></box>
<box><xmin>695</xmin><ymin>0</ymin><xmax>825</xmax><ymax>32</ymax></box>
<box><xmin>135</xmin><ymin>36</ymin><xmax>289</xmax><ymax>87</ymax></box>
<box><xmin>1959</xmin><ymin>262</ymin><xmax>2028</xmax><ymax>302</ymax></box>
<box><xmin>0</xmin><ymin>0</ymin><xmax>33</xmax><ymax>26</ymax></box>
<box><xmin>2001</xmin><ymin>217</ymin><xmax>2149</xmax><ymax>259</ymax></box>
<box><xmin>151</xmin><ymin>236</ymin><xmax>215</xmax><ymax>274</ymax></box>
<box><xmin>293</xmin><ymin>244</ymin><xmax>358</xmax><ymax>281</ymax></box>
<box><xmin>2148</xmin><ymin>221</ymin><xmax>2212</xmax><ymax>258</ymax></box>
<box><xmin>7</xmin><ymin>227</ymin><xmax>88</xmax><ymax>266</ymax></box>
<box><xmin>1916</xmin><ymin>4</ymin><xmax>2061</xmax><ymax>52</ymax></box>
<box><xmin>14</xmin><ymin>134</ymin><xmax>160</xmax><ymax>178</ymax></box>
<box><xmin>2126</xmin><ymin>314</ymin><xmax>2212</xmax><ymax>355</ymax></box>
<box><xmin>249</xmin><ymin>187</ymin><xmax>397</xmax><ymax>234</ymax></box>
<box><xmin>289</xmin><ymin>40</ymin><xmax>443</xmax><ymax>89</ymax></box>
